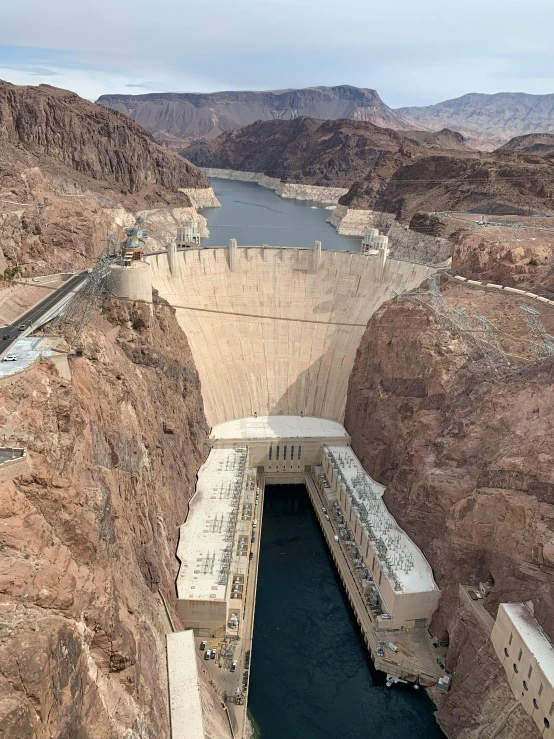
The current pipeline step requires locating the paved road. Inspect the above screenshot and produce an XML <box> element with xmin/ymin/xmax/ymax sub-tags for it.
<box><xmin>0</xmin><ymin>273</ymin><xmax>86</xmax><ymax>356</ymax></box>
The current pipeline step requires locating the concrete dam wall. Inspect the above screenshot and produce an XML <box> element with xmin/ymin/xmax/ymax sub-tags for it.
<box><xmin>146</xmin><ymin>247</ymin><xmax>430</xmax><ymax>426</ymax></box>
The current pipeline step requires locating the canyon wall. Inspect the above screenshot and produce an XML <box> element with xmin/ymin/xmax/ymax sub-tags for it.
<box><xmin>0</xmin><ymin>293</ymin><xmax>216</xmax><ymax>738</ymax></box>
<box><xmin>344</xmin><ymin>286</ymin><xmax>554</xmax><ymax>738</ymax></box>
<box><xmin>0</xmin><ymin>80</ymin><xmax>215</xmax><ymax>275</ymax></box>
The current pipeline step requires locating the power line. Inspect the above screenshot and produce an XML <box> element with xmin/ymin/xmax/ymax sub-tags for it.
<box><xmin>10</xmin><ymin>279</ymin><xmax>371</xmax><ymax>328</ymax></box>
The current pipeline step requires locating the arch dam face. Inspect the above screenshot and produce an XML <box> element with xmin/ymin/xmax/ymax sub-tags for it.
<box><xmin>146</xmin><ymin>247</ymin><xmax>430</xmax><ymax>426</ymax></box>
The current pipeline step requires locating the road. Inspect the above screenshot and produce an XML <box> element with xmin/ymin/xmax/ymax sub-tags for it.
<box><xmin>0</xmin><ymin>273</ymin><xmax>86</xmax><ymax>356</ymax></box>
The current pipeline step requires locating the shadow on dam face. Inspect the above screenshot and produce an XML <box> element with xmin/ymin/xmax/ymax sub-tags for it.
<box><xmin>248</xmin><ymin>484</ymin><xmax>445</xmax><ymax>739</ymax></box>
<box><xmin>147</xmin><ymin>247</ymin><xmax>430</xmax><ymax>426</ymax></box>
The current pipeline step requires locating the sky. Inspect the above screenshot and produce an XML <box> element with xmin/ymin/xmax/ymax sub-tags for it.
<box><xmin>1</xmin><ymin>0</ymin><xmax>554</xmax><ymax>107</ymax></box>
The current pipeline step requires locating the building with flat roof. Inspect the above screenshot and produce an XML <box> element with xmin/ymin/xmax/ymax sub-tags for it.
<box><xmin>492</xmin><ymin>602</ymin><xmax>554</xmax><ymax>739</ymax></box>
<box><xmin>166</xmin><ymin>631</ymin><xmax>205</xmax><ymax>739</ymax></box>
<box><xmin>176</xmin><ymin>446</ymin><xmax>248</xmax><ymax>636</ymax></box>
<box><xmin>177</xmin><ymin>417</ymin><xmax>441</xmax><ymax>637</ymax></box>
<box><xmin>321</xmin><ymin>445</ymin><xmax>441</xmax><ymax>630</ymax></box>
<box><xmin>209</xmin><ymin>416</ymin><xmax>350</xmax><ymax>480</ymax></box>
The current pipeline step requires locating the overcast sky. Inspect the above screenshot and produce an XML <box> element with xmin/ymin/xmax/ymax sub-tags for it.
<box><xmin>1</xmin><ymin>0</ymin><xmax>554</xmax><ymax>106</ymax></box>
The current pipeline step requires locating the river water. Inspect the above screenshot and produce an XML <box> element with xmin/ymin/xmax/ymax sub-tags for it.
<box><xmin>248</xmin><ymin>485</ymin><xmax>445</xmax><ymax>739</ymax></box>
<box><xmin>202</xmin><ymin>178</ymin><xmax>360</xmax><ymax>251</ymax></box>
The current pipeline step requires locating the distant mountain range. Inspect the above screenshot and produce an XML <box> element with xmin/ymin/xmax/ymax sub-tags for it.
<box><xmin>97</xmin><ymin>87</ymin><xmax>554</xmax><ymax>151</ymax></box>
<box><xmin>96</xmin><ymin>86</ymin><xmax>411</xmax><ymax>148</ymax></box>
<box><xmin>397</xmin><ymin>92</ymin><xmax>554</xmax><ymax>150</ymax></box>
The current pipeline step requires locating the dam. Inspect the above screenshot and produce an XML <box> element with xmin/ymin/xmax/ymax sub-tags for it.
<box><xmin>123</xmin><ymin>241</ymin><xmax>446</xmax><ymax>738</ymax></box>
<box><xmin>145</xmin><ymin>243</ymin><xmax>430</xmax><ymax>425</ymax></box>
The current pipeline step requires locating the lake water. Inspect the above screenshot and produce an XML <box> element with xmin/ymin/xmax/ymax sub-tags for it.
<box><xmin>248</xmin><ymin>484</ymin><xmax>445</xmax><ymax>739</ymax></box>
<box><xmin>202</xmin><ymin>178</ymin><xmax>361</xmax><ymax>251</ymax></box>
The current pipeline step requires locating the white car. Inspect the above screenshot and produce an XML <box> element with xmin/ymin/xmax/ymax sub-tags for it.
<box><xmin>3</xmin><ymin>355</ymin><xmax>17</xmax><ymax>362</ymax></box>
<box><xmin>230</xmin><ymin>660</ymin><xmax>238</xmax><ymax>672</ymax></box>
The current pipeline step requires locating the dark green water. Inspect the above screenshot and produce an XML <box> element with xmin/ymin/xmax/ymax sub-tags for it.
<box><xmin>202</xmin><ymin>178</ymin><xmax>360</xmax><ymax>251</ymax></box>
<box><xmin>248</xmin><ymin>484</ymin><xmax>445</xmax><ymax>739</ymax></box>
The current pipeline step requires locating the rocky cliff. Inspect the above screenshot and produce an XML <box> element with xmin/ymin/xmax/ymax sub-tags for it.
<box><xmin>185</xmin><ymin>117</ymin><xmax>471</xmax><ymax>187</ymax></box>
<box><xmin>96</xmin><ymin>85</ymin><xmax>411</xmax><ymax>147</ymax></box>
<box><xmin>0</xmin><ymin>80</ymin><xmax>214</xmax><ymax>275</ymax></box>
<box><xmin>344</xmin><ymin>284</ymin><xmax>554</xmax><ymax>738</ymax></box>
<box><xmin>0</xmin><ymin>81</ymin><xmax>208</xmax><ymax>197</ymax></box>
<box><xmin>0</xmin><ymin>293</ymin><xmax>216</xmax><ymax>738</ymax></box>
<box><xmin>339</xmin><ymin>152</ymin><xmax>554</xmax><ymax>221</ymax></box>
<box><xmin>397</xmin><ymin>92</ymin><xmax>554</xmax><ymax>150</ymax></box>
<box><xmin>451</xmin><ymin>227</ymin><xmax>554</xmax><ymax>295</ymax></box>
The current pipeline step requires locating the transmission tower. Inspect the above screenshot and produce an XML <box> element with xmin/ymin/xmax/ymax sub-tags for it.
<box><xmin>520</xmin><ymin>305</ymin><xmax>554</xmax><ymax>358</ymax></box>
<box><xmin>473</xmin><ymin>314</ymin><xmax>510</xmax><ymax>368</ymax></box>
<box><xmin>54</xmin><ymin>233</ymin><xmax>124</xmax><ymax>348</ymax></box>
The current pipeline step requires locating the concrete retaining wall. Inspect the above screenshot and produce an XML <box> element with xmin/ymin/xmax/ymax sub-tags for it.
<box><xmin>0</xmin><ymin>450</ymin><xmax>31</xmax><ymax>484</ymax></box>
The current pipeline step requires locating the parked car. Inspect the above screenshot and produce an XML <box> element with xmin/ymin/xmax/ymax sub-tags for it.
<box><xmin>200</xmin><ymin>640</ymin><xmax>207</xmax><ymax>651</ymax></box>
<box><xmin>230</xmin><ymin>660</ymin><xmax>238</xmax><ymax>672</ymax></box>
<box><xmin>3</xmin><ymin>355</ymin><xmax>17</xmax><ymax>362</ymax></box>
<box><xmin>204</xmin><ymin>649</ymin><xmax>211</xmax><ymax>660</ymax></box>
<box><xmin>249</xmin><ymin>552</ymin><xmax>253</xmax><ymax>560</ymax></box>
<box><xmin>210</xmin><ymin>649</ymin><xmax>216</xmax><ymax>660</ymax></box>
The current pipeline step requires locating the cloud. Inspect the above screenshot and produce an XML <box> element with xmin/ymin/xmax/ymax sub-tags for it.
<box><xmin>0</xmin><ymin>0</ymin><xmax>553</xmax><ymax>105</ymax></box>
<box><xmin>2</xmin><ymin>65</ymin><xmax>61</xmax><ymax>76</ymax></box>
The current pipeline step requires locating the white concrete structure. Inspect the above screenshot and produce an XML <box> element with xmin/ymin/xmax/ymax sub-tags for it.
<box><xmin>178</xmin><ymin>417</ymin><xmax>440</xmax><ymax>639</ymax></box>
<box><xmin>176</xmin><ymin>220</ymin><xmax>201</xmax><ymax>247</ymax></box>
<box><xmin>361</xmin><ymin>228</ymin><xmax>379</xmax><ymax>255</ymax></box>
<box><xmin>111</xmin><ymin>261</ymin><xmax>153</xmax><ymax>304</ymax></box>
<box><xmin>146</xmin><ymin>247</ymin><xmax>430</xmax><ymax>426</ymax></box>
<box><xmin>492</xmin><ymin>602</ymin><xmax>554</xmax><ymax>738</ymax></box>
<box><xmin>211</xmin><ymin>415</ymin><xmax>350</xmax><ymax>479</ymax></box>
<box><xmin>321</xmin><ymin>446</ymin><xmax>440</xmax><ymax>630</ymax></box>
<box><xmin>166</xmin><ymin>631</ymin><xmax>205</xmax><ymax>739</ymax></box>
<box><xmin>176</xmin><ymin>446</ymin><xmax>247</xmax><ymax>635</ymax></box>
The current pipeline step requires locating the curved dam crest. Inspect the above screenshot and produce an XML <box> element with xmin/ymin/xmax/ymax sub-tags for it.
<box><xmin>146</xmin><ymin>246</ymin><xmax>430</xmax><ymax>426</ymax></box>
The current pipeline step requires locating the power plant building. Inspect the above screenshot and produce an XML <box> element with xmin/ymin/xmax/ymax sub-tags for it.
<box><xmin>320</xmin><ymin>445</ymin><xmax>441</xmax><ymax>630</ymax></box>
<box><xmin>491</xmin><ymin>602</ymin><xmax>554</xmax><ymax>739</ymax></box>
<box><xmin>176</xmin><ymin>416</ymin><xmax>441</xmax><ymax>637</ymax></box>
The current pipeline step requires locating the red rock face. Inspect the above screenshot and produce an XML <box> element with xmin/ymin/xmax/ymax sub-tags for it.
<box><xmin>0</xmin><ymin>81</ymin><xmax>209</xmax><ymax>195</ymax></box>
<box><xmin>0</xmin><ymin>293</ymin><xmax>208</xmax><ymax>737</ymax></box>
<box><xmin>452</xmin><ymin>231</ymin><xmax>554</xmax><ymax>296</ymax></box>
<box><xmin>344</xmin><ymin>292</ymin><xmax>554</xmax><ymax>738</ymax></box>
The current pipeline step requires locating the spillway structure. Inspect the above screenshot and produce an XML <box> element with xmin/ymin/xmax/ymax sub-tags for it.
<box><xmin>138</xmin><ymin>243</ymin><xmax>447</xmax><ymax>737</ymax></box>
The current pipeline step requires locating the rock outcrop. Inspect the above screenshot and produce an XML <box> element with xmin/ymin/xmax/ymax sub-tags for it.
<box><xmin>0</xmin><ymin>81</ymin><xmax>208</xmax><ymax>197</ymax></box>
<box><xmin>451</xmin><ymin>229</ymin><xmax>554</xmax><ymax>295</ymax></box>
<box><xmin>397</xmin><ymin>92</ymin><xmax>554</xmax><ymax>150</ymax></box>
<box><xmin>96</xmin><ymin>85</ymin><xmax>411</xmax><ymax>147</ymax></box>
<box><xmin>0</xmin><ymin>292</ymin><xmax>212</xmax><ymax>738</ymax></box>
<box><xmin>344</xmin><ymin>285</ymin><xmax>554</xmax><ymax>738</ymax></box>
<box><xmin>339</xmin><ymin>153</ymin><xmax>554</xmax><ymax>221</ymax></box>
<box><xmin>0</xmin><ymin>80</ymin><xmax>214</xmax><ymax>275</ymax></box>
<box><xmin>185</xmin><ymin>117</ymin><xmax>471</xmax><ymax>188</ymax></box>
